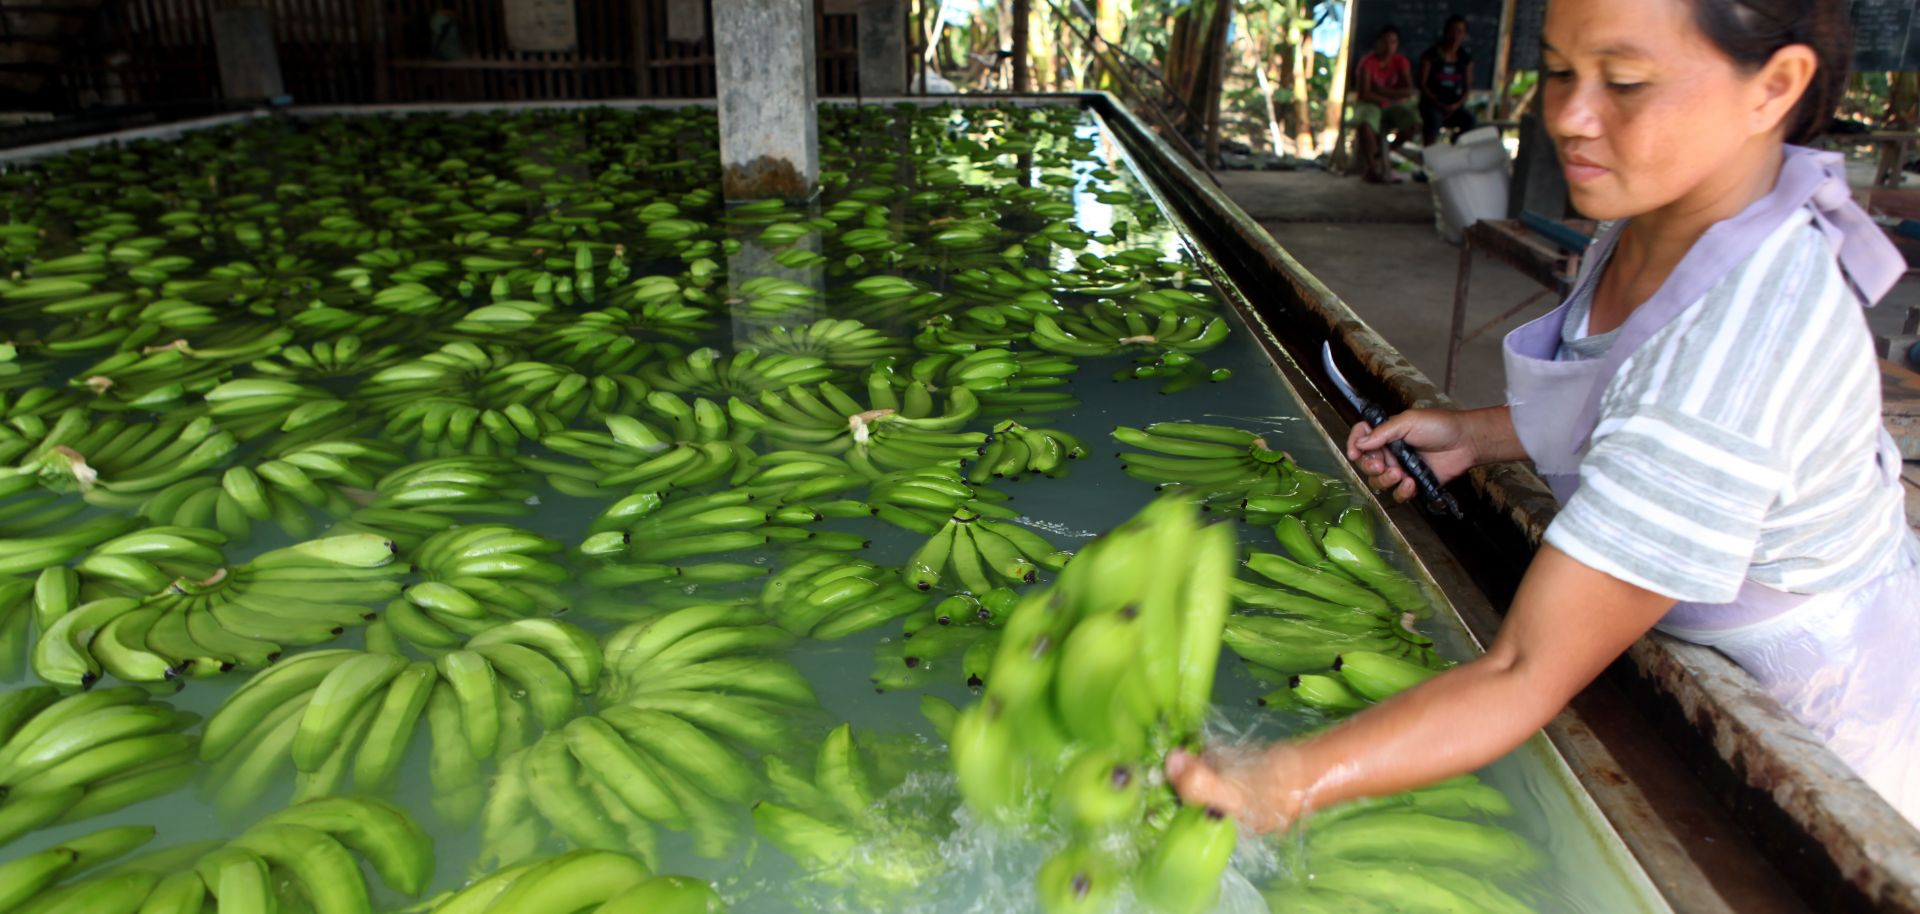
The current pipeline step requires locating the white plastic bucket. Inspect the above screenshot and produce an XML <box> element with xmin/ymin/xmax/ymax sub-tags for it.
<box><xmin>1426</xmin><ymin>128</ymin><xmax>1511</xmax><ymax>243</ymax></box>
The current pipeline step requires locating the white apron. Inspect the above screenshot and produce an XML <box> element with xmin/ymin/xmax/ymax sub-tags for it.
<box><xmin>1501</xmin><ymin>147</ymin><xmax>1920</xmax><ymax>821</ymax></box>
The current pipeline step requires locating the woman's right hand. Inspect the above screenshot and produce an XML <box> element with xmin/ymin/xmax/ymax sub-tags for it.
<box><xmin>1344</xmin><ymin>408</ymin><xmax>1480</xmax><ymax>503</ymax></box>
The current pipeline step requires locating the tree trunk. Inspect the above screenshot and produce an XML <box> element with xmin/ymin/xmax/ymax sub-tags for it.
<box><xmin>1292</xmin><ymin>15</ymin><xmax>1313</xmax><ymax>154</ymax></box>
<box><xmin>1011</xmin><ymin>0</ymin><xmax>1031</xmax><ymax>91</ymax></box>
<box><xmin>1326</xmin><ymin>0</ymin><xmax>1358</xmax><ymax>172</ymax></box>
<box><xmin>1201</xmin><ymin>0</ymin><xmax>1234</xmax><ymax>167</ymax></box>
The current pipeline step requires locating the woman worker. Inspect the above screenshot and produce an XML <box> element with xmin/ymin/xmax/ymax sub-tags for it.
<box><xmin>1169</xmin><ymin>0</ymin><xmax>1920</xmax><ymax>827</ymax></box>
<box><xmin>1419</xmin><ymin>15</ymin><xmax>1478</xmax><ymax>146</ymax></box>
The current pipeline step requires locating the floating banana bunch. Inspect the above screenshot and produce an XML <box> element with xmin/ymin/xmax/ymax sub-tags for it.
<box><xmin>640</xmin><ymin>347</ymin><xmax>831</xmax><ymax>399</ymax></box>
<box><xmin>1029</xmin><ymin>301</ymin><xmax>1230</xmax><ymax>358</ymax></box>
<box><xmin>746</xmin><ymin>318</ymin><xmax>908</xmax><ymax>368</ymax></box>
<box><xmin>248</xmin><ymin>333</ymin><xmax>405</xmax><ymax>379</ymax></box>
<box><xmin>870</xmin><ymin>591</ymin><xmax>1007</xmax><ymax>692</ymax></box>
<box><xmin>754</xmin><ymin>723</ymin><xmax>945</xmax><ymax>895</ymax></box>
<box><xmin>359</xmin><ymin>343</ymin><xmax>648</xmax><ymax>456</ymax></box>
<box><xmin>729</xmin><ymin>377</ymin><xmax>985</xmax><ymax>477</ymax></box>
<box><xmin>395</xmin><ymin>524</ymin><xmax>569</xmax><ymax>644</ymax></box>
<box><xmin>901</xmin><ymin>509</ymin><xmax>1071</xmax><ymax>593</ymax></box>
<box><xmin>0</xmin><ymin>796</ymin><xmax>436</xmax><ymax>912</ymax></box>
<box><xmin>0</xmin><ymin>686</ymin><xmax>198</xmax><ymax>847</ymax></box>
<box><xmin>969</xmin><ymin>419</ymin><xmax>1086</xmax><ymax>481</ymax></box>
<box><xmin>732</xmin><ymin>451</ymin><xmax>870</xmax><ymax>503</ymax></box>
<box><xmin>759</xmin><ymin>552</ymin><xmax>930</xmax><ymax>639</ymax></box>
<box><xmin>421</xmin><ymin>849</ymin><xmax>722</xmax><ymax>914</ymax></box>
<box><xmin>579</xmin><ymin>489</ymin><xmax>844</xmax><ymax>585</ymax></box>
<box><xmin>536</xmin><ymin>303</ymin><xmax>707</xmax><ymax>375</ymax></box>
<box><xmin>198</xmin><ymin>618</ymin><xmax>599</xmax><ymax>812</ymax></box>
<box><xmin>1113</xmin><ymin>421</ymin><xmax>1301</xmax><ymax>494</ymax></box>
<box><xmin>0</xmin><ymin>411</ymin><xmax>239</xmax><ymax>506</ymax></box>
<box><xmin>865</xmin><ymin>465</ymin><xmax>1015</xmax><ymax>534</ymax></box>
<box><xmin>138</xmin><ymin>438</ymin><xmax>403</xmax><ymax>540</ymax></box>
<box><xmin>876</xmin><ymin>350</ymin><xmax>1081</xmax><ymax>415</ymax></box>
<box><xmin>71</xmin><ymin>330</ymin><xmax>294</xmax><ymax>411</ymax></box>
<box><xmin>346</xmin><ymin>456</ymin><xmax>538</xmax><ymax>545</ymax></box>
<box><xmin>0</xmin><ymin>823</ymin><xmax>159</xmax><ymax>910</ymax></box>
<box><xmin>950</xmin><ymin>497</ymin><xmax>1240</xmax><ymax>912</ymax></box>
<box><xmin>536</xmin><ymin>392</ymin><xmax>755</xmax><ymax>496</ymax></box>
<box><xmin>32</xmin><ymin>533</ymin><xmax>402</xmax><ymax>687</ymax></box>
<box><xmin>912</xmin><ymin>312</ymin><xmax>1029</xmax><ymax>354</ymax></box>
<box><xmin>202</xmin><ymin>377</ymin><xmax>352</xmax><ymax>439</ymax></box>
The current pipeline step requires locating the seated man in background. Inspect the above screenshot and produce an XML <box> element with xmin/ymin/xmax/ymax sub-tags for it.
<box><xmin>1352</xmin><ymin>24</ymin><xmax>1419</xmax><ymax>183</ymax></box>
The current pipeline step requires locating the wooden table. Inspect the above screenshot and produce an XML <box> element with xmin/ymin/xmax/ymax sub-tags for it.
<box><xmin>1861</xmin><ymin>131</ymin><xmax>1920</xmax><ymax>188</ymax></box>
<box><xmin>1445</xmin><ymin>218</ymin><xmax>1593</xmax><ymax>394</ymax></box>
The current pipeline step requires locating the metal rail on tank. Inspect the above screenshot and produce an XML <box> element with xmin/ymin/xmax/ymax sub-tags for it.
<box><xmin>1075</xmin><ymin>90</ymin><xmax>1920</xmax><ymax>914</ymax></box>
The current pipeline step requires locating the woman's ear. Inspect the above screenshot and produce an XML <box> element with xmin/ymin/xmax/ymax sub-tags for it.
<box><xmin>1751</xmin><ymin>43</ymin><xmax>1818</xmax><ymax>138</ymax></box>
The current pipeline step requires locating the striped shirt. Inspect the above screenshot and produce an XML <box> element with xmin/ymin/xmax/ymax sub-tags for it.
<box><xmin>1543</xmin><ymin>211</ymin><xmax>1910</xmax><ymax>604</ymax></box>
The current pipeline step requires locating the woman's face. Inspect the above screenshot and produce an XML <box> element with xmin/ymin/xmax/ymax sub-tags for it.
<box><xmin>1446</xmin><ymin>21</ymin><xmax>1467</xmax><ymax>47</ymax></box>
<box><xmin>1541</xmin><ymin>0</ymin><xmax>1773</xmax><ymax>220</ymax></box>
<box><xmin>1375</xmin><ymin>32</ymin><xmax>1399</xmax><ymax>57</ymax></box>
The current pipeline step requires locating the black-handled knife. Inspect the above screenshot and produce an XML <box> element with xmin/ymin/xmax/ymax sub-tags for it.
<box><xmin>1320</xmin><ymin>342</ymin><xmax>1463</xmax><ymax>519</ymax></box>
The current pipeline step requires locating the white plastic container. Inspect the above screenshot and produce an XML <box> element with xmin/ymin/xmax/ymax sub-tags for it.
<box><xmin>1425</xmin><ymin>127</ymin><xmax>1511</xmax><ymax>244</ymax></box>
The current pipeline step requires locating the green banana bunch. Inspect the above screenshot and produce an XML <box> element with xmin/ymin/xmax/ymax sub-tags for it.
<box><xmin>1113</xmin><ymin>422</ymin><xmax>1300</xmax><ymax>494</ymax></box>
<box><xmin>33</xmin><ymin>533</ymin><xmax>402</xmax><ymax>686</ymax></box>
<box><xmin>729</xmin><ymin>377</ymin><xmax>985</xmax><ymax>477</ymax></box>
<box><xmin>745</xmin><ymin>318</ymin><xmax>908</xmax><ymax>368</ymax></box>
<box><xmin>358</xmin><ymin>343</ymin><xmax>648</xmax><ymax>456</ymax></box>
<box><xmin>759</xmin><ymin>552</ymin><xmax>930</xmax><ymax>639</ymax></box>
<box><xmin>0</xmin><ymin>686</ymin><xmax>198</xmax><ymax>846</ymax></box>
<box><xmin>198</xmin><ymin>618</ymin><xmax>600</xmax><ymax>811</ymax></box>
<box><xmin>731</xmin><ymin>450</ymin><xmax>869</xmax><ymax>503</ymax></box>
<box><xmin>537</xmin><ymin>305</ymin><xmax>701</xmax><ymax>375</ymax></box>
<box><xmin>875</xmin><ymin>350</ymin><xmax>1081</xmax><ymax>415</ymax></box>
<box><xmin>2</xmin><ymin>410</ymin><xmax>239</xmax><ymax>501</ymax></box>
<box><xmin>67</xmin><ymin>336</ymin><xmax>260</xmax><ymax>412</ymax></box>
<box><xmin>248</xmin><ymin>334</ymin><xmax>406</xmax><ymax>379</ymax></box>
<box><xmin>137</xmin><ymin>438</ymin><xmax>403</xmax><ymax>541</ymax></box>
<box><xmin>420</xmin><ymin>849</ymin><xmax>721</xmax><ymax>913</ymax></box>
<box><xmin>900</xmin><ymin>509</ymin><xmax>1071</xmax><ymax>593</ymax></box>
<box><xmin>640</xmin><ymin>347</ymin><xmax>832</xmax><ymax>399</ymax></box>
<box><xmin>0</xmin><ymin>823</ymin><xmax>158</xmax><ymax>910</ymax></box>
<box><xmin>866</xmin><ymin>465</ymin><xmax>1016</xmax><ymax>534</ymax></box>
<box><xmin>595</xmin><ymin>603</ymin><xmax>813</xmax><ymax>708</ymax></box>
<box><xmin>870</xmin><ymin>592</ymin><xmax>1005</xmax><ymax>692</ymax></box>
<box><xmin>450</xmin><ymin>298</ymin><xmax>554</xmax><ymax>336</ymax></box>
<box><xmin>398</xmin><ymin>524</ymin><xmax>569</xmax><ymax>639</ymax></box>
<box><xmin>1029</xmin><ymin>301</ymin><xmax>1230</xmax><ymax>358</ymax></box>
<box><xmin>950</xmin><ymin>497</ymin><xmax>1235</xmax><ymax>854</ymax></box>
<box><xmin>912</xmin><ymin>311</ymin><xmax>1030</xmax><ymax>354</ymax></box>
<box><xmin>753</xmin><ymin>723</ymin><xmax>945</xmax><ymax>895</ymax></box>
<box><xmin>579</xmin><ymin>489</ymin><xmax>845</xmax><ymax>583</ymax></box>
<box><xmin>535</xmin><ymin>392</ymin><xmax>756</xmax><ymax>496</ymax></box>
<box><xmin>342</xmin><ymin>456</ymin><xmax>538</xmax><ymax>547</ymax></box>
<box><xmin>968</xmin><ymin>419</ymin><xmax>1086</xmax><ymax>481</ymax></box>
<box><xmin>203</xmin><ymin>377</ymin><xmax>352</xmax><ymax>439</ymax></box>
<box><xmin>2</xmin><ymin>795</ymin><xmax>437</xmax><ymax>913</ymax></box>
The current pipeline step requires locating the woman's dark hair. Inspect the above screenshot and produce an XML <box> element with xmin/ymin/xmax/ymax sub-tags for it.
<box><xmin>1690</xmin><ymin>0</ymin><xmax>1851</xmax><ymax>145</ymax></box>
<box><xmin>1376</xmin><ymin>23</ymin><xmax>1400</xmax><ymax>41</ymax></box>
<box><xmin>1444</xmin><ymin>15</ymin><xmax>1467</xmax><ymax>31</ymax></box>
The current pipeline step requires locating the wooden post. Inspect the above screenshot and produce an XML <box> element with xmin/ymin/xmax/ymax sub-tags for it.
<box><xmin>1011</xmin><ymin>0</ymin><xmax>1031</xmax><ymax>91</ymax></box>
<box><xmin>632</xmin><ymin>0</ymin><xmax>654</xmax><ymax>97</ymax></box>
<box><xmin>1490</xmin><ymin>0</ymin><xmax>1516</xmax><ymax>120</ymax></box>
<box><xmin>1326</xmin><ymin>0</ymin><xmax>1359</xmax><ymax>172</ymax></box>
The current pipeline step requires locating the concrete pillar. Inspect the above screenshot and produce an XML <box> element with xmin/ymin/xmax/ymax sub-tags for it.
<box><xmin>713</xmin><ymin>0</ymin><xmax>819</xmax><ymax>201</ymax></box>
<box><xmin>211</xmin><ymin>6</ymin><xmax>284</xmax><ymax>100</ymax></box>
<box><xmin>857</xmin><ymin>0</ymin><xmax>907</xmax><ymax>96</ymax></box>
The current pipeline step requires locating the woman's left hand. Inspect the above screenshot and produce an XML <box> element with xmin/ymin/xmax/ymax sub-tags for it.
<box><xmin>1164</xmin><ymin>743</ymin><xmax>1312</xmax><ymax>833</ymax></box>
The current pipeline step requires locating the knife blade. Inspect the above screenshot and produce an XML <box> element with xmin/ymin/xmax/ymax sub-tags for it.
<box><xmin>1320</xmin><ymin>342</ymin><xmax>1463</xmax><ymax>519</ymax></box>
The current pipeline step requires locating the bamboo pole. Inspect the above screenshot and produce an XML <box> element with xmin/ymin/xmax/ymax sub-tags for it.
<box><xmin>1201</xmin><ymin>0</ymin><xmax>1232</xmax><ymax>167</ymax></box>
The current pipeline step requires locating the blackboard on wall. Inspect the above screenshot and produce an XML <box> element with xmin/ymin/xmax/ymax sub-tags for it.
<box><xmin>1850</xmin><ymin>0</ymin><xmax>1920</xmax><ymax>73</ymax></box>
<box><xmin>1349</xmin><ymin>0</ymin><xmax>1503</xmax><ymax>90</ymax></box>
